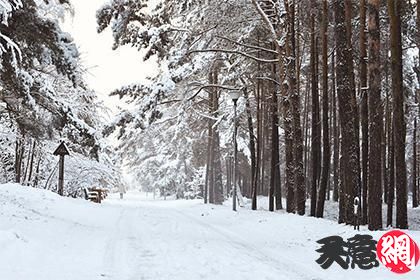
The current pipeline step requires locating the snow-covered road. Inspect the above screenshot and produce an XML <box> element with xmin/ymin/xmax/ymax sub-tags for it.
<box><xmin>99</xmin><ymin>199</ymin><xmax>319</xmax><ymax>280</ymax></box>
<box><xmin>0</xmin><ymin>184</ymin><xmax>419</xmax><ymax>280</ymax></box>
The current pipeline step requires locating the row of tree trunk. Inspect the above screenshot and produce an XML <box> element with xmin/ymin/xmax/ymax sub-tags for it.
<box><xmin>203</xmin><ymin>0</ymin><xmax>417</xmax><ymax>230</ymax></box>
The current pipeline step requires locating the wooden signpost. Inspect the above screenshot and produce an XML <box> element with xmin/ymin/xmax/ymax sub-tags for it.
<box><xmin>53</xmin><ymin>141</ymin><xmax>70</xmax><ymax>196</ymax></box>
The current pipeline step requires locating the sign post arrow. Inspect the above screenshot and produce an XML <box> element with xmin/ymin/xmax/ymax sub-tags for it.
<box><xmin>53</xmin><ymin>141</ymin><xmax>70</xmax><ymax>196</ymax></box>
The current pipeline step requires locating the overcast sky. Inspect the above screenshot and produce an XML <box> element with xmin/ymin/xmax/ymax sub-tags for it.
<box><xmin>63</xmin><ymin>0</ymin><xmax>157</xmax><ymax>113</ymax></box>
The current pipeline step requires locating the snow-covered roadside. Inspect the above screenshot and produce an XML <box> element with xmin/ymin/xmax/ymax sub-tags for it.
<box><xmin>0</xmin><ymin>184</ymin><xmax>122</xmax><ymax>280</ymax></box>
<box><xmin>248</xmin><ymin>195</ymin><xmax>420</xmax><ymax>231</ymax></box>
<box><xmin>0</xmin><ymin>184</ymin><xmax>419</xmax><ymax>280</ymax></box>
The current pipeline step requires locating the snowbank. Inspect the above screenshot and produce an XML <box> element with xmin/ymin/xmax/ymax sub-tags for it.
<box><xmin>0</xmin><ymin>184</ymin><xmax>419</xmax><ymax>280</ymax></box>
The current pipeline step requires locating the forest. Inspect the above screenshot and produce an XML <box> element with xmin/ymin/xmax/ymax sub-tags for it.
<box><xmin>0</xmin><ymin>0</ymin><xmax>419</xmax><ymax>233</ymax></box>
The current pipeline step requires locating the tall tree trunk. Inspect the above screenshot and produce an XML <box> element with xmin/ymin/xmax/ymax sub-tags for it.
<box><xmin>211</xmin><ymin>68</ymin><xmax>224</xmax><ymax>205</ymax></box>
<box><xmin>282</xmin><ymin>1</ymin><xmax>296</xmax><ymax>213</ymax></box>
<box><xmin>304</xmin><ymin>85</ymin><xmax>311</xmax><ymax>193</ymax></box>
<box><xmin>367</xmin><ymin>0</ymin><xmax>383</xmax><ymax>230</ymax></box>
<box><xmin>261</xmin><ymin>88</ymin><xmax>268</xmax><ymax>196</ymax></box>
<box><xmin>270</xmin><ymin>73</ymin><xmax>282</xmax><ymax>211</ymax></box>
<box><xmin>310</xmin><ymin>1</ymin><xmax>321</xmax><ymax>216</ymax></box>
<box><xmin>254</xmin><ymin>40</ymin><xmax>262</xmax><ymax>202</ymax></box>
<box><xmin>413</xmin><ymin>116</ymin><xmax>418</xmax><ymax>208</ymax></box>
<box><xmin>382</xmin><ymin>105</ymin><xmax>388</xmax><ymax>209</ymax></box>
<box><xmin>335</xmin><ymin>0</ymin><xmax>359</xmax><ymax>224</ymax></box>
<box><xmin>338</xmin><ymin>145</ymin><xmax>345</xmax><ymax>224</ymax></box>
<box><xmin>226</xmin><ymin>157</ymin><xmax>231</xmax><ymax>199</ymax></box>
<box><xmin>286</xmin><ymin>0</ymin><xmax>305</xmax><ymax>215</ymax></box>
<box><xmin>245</xmin><ymin>87</ymin><xmax>258</xmax><ymax>210</ymax></box>
<box><xmin>303</xmin><ymin>79</ymin><xmax>310</xmax><ymax>196</ymax></box>
<box><xmin>283</xmin><ymin>93</ymin><xmax>295</xmax><ymax>213</ymax></box>
<box><xmin>204</xmin><ymin>129</ymin><xmax>211</xmax><ymax>203</ymax></box>
<box><xmin>413</xmin><ymin>111</ymin><xmax>418</xmax><ymax>208</ymax></box>
<box><xmin>213</xmin><ymin>131</ymin><xmax>224</xmax><ymax>204</ymax></box>
<box><xmin>360</xmin><ymin>0</ymin><xmax>369</xmax><ymax>225</ymax></box>
<box><xmin>207</xmin><ymin>71</ymin><xmax>215</xmax><ymax>204</ymax></box>
<box><xmin>33</xmin><ymin>154</ymin><xmax>41</xmax><ymax>188</ymax></box>
<box><xmin>414</xmin><ymin>0</ymin><xmax>419</xmax><ymax>208</ymax></box>
<box><xmin>386</xmin><ymin>52</ymin><xmax>394</xmax><ymax>227</ymax></box>
<box><xmin>387</xmin><ymin>123</ymin><xmax>395</xmax><ymax>227</ymax></box>
<box><xmin>332</xmin><ymin>51</ymin><xmax>339</xmax><ymax>202</ymax></box>
<box><xmin>15</xmin><ymin>135</ymin><xmax>25</xmax><ymax>184</ymax></box>
<box><xmin>388</xmin><ymin>0</ymin><xmax>408</xmax><ymax>229</ymax></box>
<box><xmin>23</xmin><ymin>139</ymin><xmax>32</xmax><ymax>185</ymax></box>
<box><xmin>418</xmin><ymin>157</ymin><xmax>420</xmax><ymax>207</ymax></box>
<box><xmin>384</xmin><ymin>58</ymin><xmax>390</xmax><ymax>205</ymax></box>
<box><xmin>27</xmin><ymin>140</ymin><xmax>36</xmax><ymax>185</ymax></box>
<box><xmin>316</xmin><ymin>0</ymin><xmax>330</xmax><ymax>218</ymax></box>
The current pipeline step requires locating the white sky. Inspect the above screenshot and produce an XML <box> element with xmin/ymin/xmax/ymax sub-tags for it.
<box><xmin>63</xmin><ymin>0</ymin><xmax>158</xmax><ymax>114</ymax></box>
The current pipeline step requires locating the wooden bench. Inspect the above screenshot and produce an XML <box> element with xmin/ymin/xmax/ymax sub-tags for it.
<box><xmin>83</xmin><ymin>187</ymin><xmax>99</xmax><ymax>203</ymax></box>
<box><xmin>83</xmin><ymin>187</ymin><xmax>109</xmax><ymax>203</ymax></box>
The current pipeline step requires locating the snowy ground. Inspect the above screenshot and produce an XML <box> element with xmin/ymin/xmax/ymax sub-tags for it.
<box><xmin>252</xmin><ymin>195</ymin><xmax>420</xmax><ymax>231</ymax></box>
<box><xmin>0</xmin><ymin>184</ymin><xmax>419</xmax><ymax>280</ymax></box>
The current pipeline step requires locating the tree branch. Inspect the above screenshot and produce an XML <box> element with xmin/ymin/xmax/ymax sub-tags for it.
<box><xmin>256</xmin><ymin>76</ymin><xmax>282</xmax><ymax>87</ymax></box>
<box><xmin>187</xmin><ymin>84</ymin><xmax>243</xmax><ymax>101</ymax></box>
<box><xmin>216</xmin><ymin>35</ymin><xmax>278</xmax><ymax>55</ymax></box>
<box><xmin>187</xmin><ymin>49</ymin><xmax>278</xmax><ymax>63</ymax></box>
<box><xmin>250</xmin><ymin>0</ymin><xmax>281</xmax><ymax>49</ymax></box>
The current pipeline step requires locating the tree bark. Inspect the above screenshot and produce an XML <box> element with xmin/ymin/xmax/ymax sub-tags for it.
<box><xmin>207</xmin><ymin>70</ymin><xmax>215</xmax><ymax>204</ymax></box>
<box><xmin>282</xmin><ymin>1</ymin><xmax>296</xmax><ymax>213</ymax></box>
<box><xmin>22</xmin><ymin>139</ymin><xmax>32</xmax><ymax>185</ymax></box>
<box><xmin>270</xmin><ymin>72</ymin><xmax>282</xmax><ymax>210</ymax></box>
<box><xmin>387</xmin><ymin>123</ymin><xmax>395</xmax><ymax>227</ymax></box>
<box><xmin>310</xmin><ymin>1</ymin><xmax>321</xmax><ymax>217</ymax></box>
<box><xmin>284</xmin><ymin>93</ymin><xmax>295</xmax><ymax>213</ymax></box>
<box><xmin>254</xmin><ymin>39</ymin><xmax>262</xmax><ymax>203</ymax></box>
<box><xmin>27</xmin><ymin>140</ymin><xmax>36</xmax><ymax>185</ymax></box>
<box><xmin>286</xmin><ymin>0</ymin><xmax>305</xmax><ymax>215</ymax></box>
<box><xmin>213</xmin><ymin>130</ymin><xmax>224</xmax><ymax>204</ymax></box>
<box><xmin>388</xmin><ymin>0</ymin><xmax>408</xmax><ymax>229</ymax></box>
<box><xmin>367</xmin><ymin>0</ymin><xmax>383</xmax><ymax>230</ymax></box>
<box><xmin>15</xmin><ymin>135</ymin><xmax>25</xmax><ymax>184</ymax></box>
<box><xmin>316</xmin><ymin>0</ymin><xmax>330</xmax><ymax>218</ymax></box>
<box><xmin>332</xmin><ymin>51</ymin><xmax>339</xmax><ymax>202</ymax></box>
<box><xmin>413</xmin><ymin>117</ymin><xmax>418</xmax><ymax>208</ymax></box>
<box><xmin>261</xmin><ymin>87</ymin><xmax>268</xmax><ymax>196</ymax></box>
<box><xmin>244</xmin><ymin>87</ymin><xmax>258</xmax><ymax>210</ymax></box>
<box><xmin>360</xmin><ymin>0</ymin><xmax>369</xmax><ymax>225</ymax></box>
<box><xmin>335</xmin><ymin>0</ymin><xmax>360</xmax><ymax>224</ymax></box>
<box><xmin>211</xmin><ymin>67</ymin><xmax>224</xmax><ymax>205</ymax></box>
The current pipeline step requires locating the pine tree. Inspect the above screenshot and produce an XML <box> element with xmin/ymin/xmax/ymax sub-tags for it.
<box><xmin>367</xmin><ymin>0</ymin><xmax>383</xmax><ymax>230</ymax></box>
<box><xmin>360</xmin><ymin>0</ymin><xmax>369</xmax><ymax>225</ymax></box>
<box><xmin>316</xmin><ymin>0</ymin><xmax>330</xmax><ymax>218</ymax></box>
<box><xmin>334</xmin><ymin>0</ymin><xmax>360</xmax><ymax>224</ymax></box>
<box><xmin>310</xmin><ymin>0</ymin><xmax>321</xmax><ymax>217</ymax></box>
<box><xmin>388</xmin><ymin>0</ymin><xmax>408</xmax><ymax>229</ymax></box>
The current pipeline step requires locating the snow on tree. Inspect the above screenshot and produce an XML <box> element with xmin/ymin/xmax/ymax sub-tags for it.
<box><xmin>0</xmin><ymin>0</ymin><xmax>22</xmax><ymax>58</ymax></box>
<box><xmin>0</xmin><ymin>0</ymin><xmax>122</xmax><ymax>195</ymax></box>
<box><xmin>97</xmin><ymin>0</ymin><xmax>275</xmax><ymax>200</ymax></box>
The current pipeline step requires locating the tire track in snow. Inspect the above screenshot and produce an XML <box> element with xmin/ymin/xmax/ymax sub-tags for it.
<box><xmin>172</xmin><ymin>209</ymin><xmax>324</xmax><ymax>280</ymax></box>
<box><xmin>102</xmin><ymin>208</ymin><xmax>128</xmax><ymax>279</ymax></box>
<box><xmin>101</xmin><ymin>201</ymin><xmax>324</xmax><ymax>280</ymax></box>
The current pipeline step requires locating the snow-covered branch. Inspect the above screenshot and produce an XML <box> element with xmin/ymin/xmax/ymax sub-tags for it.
<box><xmin>188</xmin><ymin>49</ymin><xmax>278</xmax><ymax>63</ymax></box>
